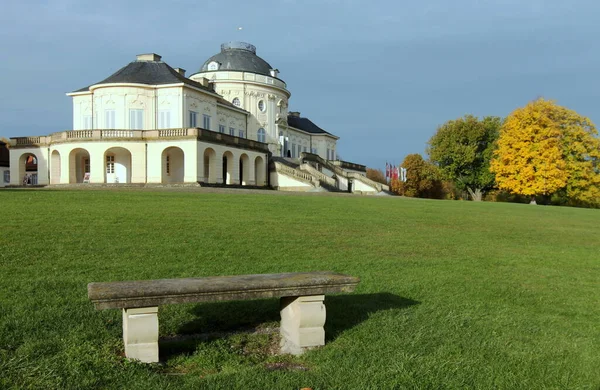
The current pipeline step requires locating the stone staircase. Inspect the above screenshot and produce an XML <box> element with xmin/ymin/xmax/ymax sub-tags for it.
<box><xmin>271</xmin><ymin>154</ymin><xmax>387</xmax><ymax>193</ymax></box>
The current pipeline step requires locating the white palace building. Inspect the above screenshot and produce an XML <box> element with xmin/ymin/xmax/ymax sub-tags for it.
<box><xmin>6</xmin><ymin>42</ymin><xmax>387</xmax><ymax>193</ymax></box>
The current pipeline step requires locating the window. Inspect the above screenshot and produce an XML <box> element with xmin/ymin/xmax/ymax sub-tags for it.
<box><xmin>159</xmin><ymin>110</ymin><xmax>171</xmax><ymax>128</ymax></box>
<box><xmin>166</xmin><ymin>155</ymin><xmax>170</xmax><ymax>175</ymax></box>
<box><xmin>291</xmin><ymin>143</ymin><xmax>296</xmax><ymax>158</ymax></box>
<box><xmin>298</xmin><ymin>145</ymin><xmax>302</xmax><ymax>156</ymax></box>
<box><xmin>238</xmin><ymin>129</ymin><xmax>244</xmax><ymax>138</ymax></box>
<box><xmin>83</xmin><ymin>115</ymin><xmax>92</xmax><ymax>130</ymax></box>
<box><xmin>3</xmin><ymin>170</ymin><xmax>9</xmax><ymax>183</ymax></box>
<box><xmin>208</xmin><ymin>61</ymin><xmax>219</xmax><ymax>70</ymax></box>
<box><xmin>129</xmin><ymin>109</ymin><xmax>144</xmax><ymax>130</ymax></box>
<box><xmin>257</xmin><ymin>128</ymin><xmax>266</xmax><ymax>143</ymax></box>
<box><xmin>229</xmin><ymin>127</ymin><xmax>235</xmax><ymax>136</ymax></box>
<box><xmin>258</xmin><ymin>100</ymin><xmax>266</xmax><ymax>112</ymax></box>
<box><xmin>105</xmin><ymin>110</ymin><xmax>116</xmax><ymax>128</ymax></box>
<box><xmin>326</xmin><ymin>148</ymin><xmax>330</xmax><ymax>160</ymax></box>
<box><xmin>189</xmin><ymin>111</ymin><xmax>198</xmax><ymax>127</ymax></box>
<box><xmin>106</xmin><ymin>155</ymin><xmax>115</xmax><ymax>174</ymax></box>
<box><xmin>311</xmin><ymin>148</ymin><xmax>317</xmax><ymax>154</ymax></box>
<box><xmin>203</xmin><ymin>114</ymin><xmax>211</xmax><ymax>130</ymax></box>
<box><xmin>84</xmin><ymin>158</ymin><xmax>90</xmax><ymax>174</ymax></box>
<box><xmin>232</xmin><ymin>97</ymin><xmax>241</xmax><ymax>107</ymax></box>
<box><xmin>303</xmin><ymin>146</ymin><xmax>307</xmax><ymax>153</ymax></box>
<box><xmin>219</xmin><ymin>124</ymin><xmax>225</xmax><ymax>133</ymax></box>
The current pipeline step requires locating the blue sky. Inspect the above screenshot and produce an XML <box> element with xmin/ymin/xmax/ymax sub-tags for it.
<box><xmin>1</xmin><ymin>0</ymin><xmax>599</xmax><ymax>169</ymax></box>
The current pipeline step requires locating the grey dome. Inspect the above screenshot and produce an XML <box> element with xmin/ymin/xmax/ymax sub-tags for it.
<box><xmin>199</xmin><ymin>42</ymin><xmax>274</xmax><ymax>76</ymax></box>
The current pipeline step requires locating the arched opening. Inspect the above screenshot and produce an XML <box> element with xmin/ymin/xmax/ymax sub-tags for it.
<box><xmin>104</xmin><ymin>147</ymin><xmax>132</xmax><ymax>183</ymax></box>
<box><xmin>222</xmin><ymin>151</ymin><xmax>234</xmax><ymax>184</ymax></box>
<box><xmin>161</xmin><ymin>147</ymin><xmax>184</xmax><ymax>184</ymax></box>
<box><xmin>203</xmin><ymin>148</ymin><xmax>217</xmax><ymax>183</ymax></box>
<box><xmin>19</xmin><ymin>153</ymin><xmax>38</xmax><ymax>185</ymax></box>
<box><xmin>239</xmin><ymin>153</ymin><xmax>250</xmax><ymax>185</ymax></box>
<box><xmin>255</xmin><ymin>156</ymin><xmax>266</xmax><ymax>186</ymax></box>
<box><xmin>68</xmin><ymin>148</ymin><xmax>91</xmax><ymax>183</ymax></box>
<box><xmin>50</xmin><ymin>150</ymin><xmax>61</xmax><ymax>184</ymax></box>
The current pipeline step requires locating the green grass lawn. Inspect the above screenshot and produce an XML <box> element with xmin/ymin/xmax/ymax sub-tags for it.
<box><xmin>0</xmin><ymin>189</ymin><xmax>598</xmax><ymax>389</ymax></box>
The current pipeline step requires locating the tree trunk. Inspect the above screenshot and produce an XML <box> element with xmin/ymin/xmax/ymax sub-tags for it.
<box><xmin>530</xmin><ymin>196</ymin><xmax>537</xmax><ymax>205</ymax></box>
<box><xmin>466</xmin><ymin>187</ymin><xmax>483</xmax><ymax>201</ymax></box>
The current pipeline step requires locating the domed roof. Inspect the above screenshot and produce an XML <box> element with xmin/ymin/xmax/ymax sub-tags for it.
<box><xmin>199</xmin><ymin>42</ymin><xmax>274</xmax><ymax>77</ymax></box>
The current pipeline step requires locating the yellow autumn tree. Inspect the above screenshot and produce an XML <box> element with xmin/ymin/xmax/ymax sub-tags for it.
<box><xmin>491</xmin><ymin>98</ymin><xmax>600</xmax><ymax>205</ymax></box>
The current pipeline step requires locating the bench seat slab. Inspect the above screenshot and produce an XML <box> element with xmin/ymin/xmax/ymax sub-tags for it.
<box><xmin>88</xmin><ymin>272</ymin><xmax>359</xmax><ymax>310</ymax></box>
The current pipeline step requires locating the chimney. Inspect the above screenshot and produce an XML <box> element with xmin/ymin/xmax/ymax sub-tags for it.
<box><xmin>270</xmin><ymin>68</ymin><xmax>279</xmax><ymax>78</ymax></box>
<box><xmin>174</xmin><ymin>68</ymin><xmax>186</xmax><ymax>76</ymax></box>
<box><xmin>197</xmin><ymin>77</ymin><xmax>210</xmax><ymax>87</ymax></box>
<box><xmin>289</xmin><ymin>111</ymin><xmax>301</xmax><ymax>118</ymax></box>
<box><xmin>136</xmin><ymin>53</ymin><xmax>162</xmax><ymax>62</ymax></box>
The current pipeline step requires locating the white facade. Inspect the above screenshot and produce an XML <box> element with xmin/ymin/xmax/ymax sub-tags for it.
<box><xmin>6</xmin><ymin>43</ymin><xmax>386</xmax><ymax>193</ymax></box>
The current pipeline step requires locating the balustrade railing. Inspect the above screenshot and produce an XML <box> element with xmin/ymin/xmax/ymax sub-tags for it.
<box><xmin>66</xmin><ymin>130</ymin><xmax>93</xmax><ymax>139</ymax></box>
<box><xmin>15</xmin><ymin>137</ymin><xmax>42</xmax><ymax>145</ymax></box>
<box><xmin>274</xmin><ymin>162</ymin><xmax>315</xmax><ymax>184</ymax></box>
<box><xmin>101</xmin><ymin>130</ymin><xmax>135</xmax><ymax>138</ymax></box>
<box><xmin>299</xmin><ymin>163</ymin><xmax>336</xmax><ymax>186</ymax></box>
<box><xmin>10</xmin><ymin>128</ymin><xmax>267</xmax><ymax>154</ymax></box>
<box><xmin>159</xmin><ymin>129</ymin><xmax>187</xmax><ymax>137</ymax></box>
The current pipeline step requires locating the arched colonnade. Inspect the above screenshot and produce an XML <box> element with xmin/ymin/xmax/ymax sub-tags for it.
<box><xmin>13</xmin><ymin>143</ymin><xmax>268</xmax><ymax>186</ymax></box>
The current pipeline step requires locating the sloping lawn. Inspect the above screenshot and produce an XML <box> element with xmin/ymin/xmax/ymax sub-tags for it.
<box><xmin>0</xmin><ymin>189</ymin><xmax>598</xmax><ymax>389</ymax></box>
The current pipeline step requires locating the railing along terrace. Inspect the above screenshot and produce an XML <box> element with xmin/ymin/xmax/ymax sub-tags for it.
<box><xmin>334</xmin><ymin>160</ymin><xmax>367</xmax><ymax>173</ymax></box>
<box><xmin>101</xmin><ymin>130</ymin><xmax>137</xmax><ymax>138</ymax></box>
<box><xmin>12</xmin><ymin>128</ymin><xmax>270</xmax><ymax>153</ymax></box>
<box><xmin>158</xmin><ymin>129</ymin><xmax>188</xmax><ymax>137</ymax></box>
<box><xmin>196</xmin><ymin>128</ymin><xmax>270</xmax><ymax>153</ymax></box>
<box><xmin>299</xmin><ymin>163</ymin><xmax>336</xmax><ymax>186</ymax></box>
<box><xmin>274</xmin><ymin>162</ymin><xmax>315</xmax><ymax>184</ymax></box>
<box><xmin>15</xmin><ymin>136</ymin><xmax>42</xmax><ymax>145</ymax></box>
<box><xmin>66</xmin><ymin>130</ymin><xmax>93</xmax><ymax>139</ymax></box>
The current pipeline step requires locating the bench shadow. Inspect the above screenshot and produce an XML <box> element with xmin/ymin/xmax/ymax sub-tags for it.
<box><xmin>159</xmin><ymin>293</ymin><xmax>419</xmax><ymax>360</ymax></box>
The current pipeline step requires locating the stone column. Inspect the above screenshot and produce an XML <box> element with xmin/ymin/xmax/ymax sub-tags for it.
<box><xmin>60</xmin><ymin>151</ymin><xmax>70</xmax><ymax>184</ymax></box>
<box><xmin>280</xmin><ymin>295</ymin><xmax>326</xmax><ymax>355</ymax></box>
<box><xmin>248</xmin><ymin>157</ymin><xmax>256</xmax><ymax>186</ymax></box>
<box><xmin>230</xmin><ymin>155</ymin><xmax>240</xmax><ymax>185</ymax></box>
<box><xmin>89</xmin><ymin>151</ymin><xmax>105</xmax><ymax>184</ymax></box>
<box><xmin>215</xmin><ymin>154</ymin><xmax>224</xmax><ymax>184</ymax></box>
<box><xmin>122</xmin><ymin>307</ymin><xmax>159</xmax><ymax>363</ymax></box>
<box><xmin>183</xmin><ymin>143</ymin><xmax>197</xmax><ymax>183</ymax></box>
<box><xmin>130</xmin><ymin>144</ymin><xmax>147</xmax><ymax>184</ymax></box>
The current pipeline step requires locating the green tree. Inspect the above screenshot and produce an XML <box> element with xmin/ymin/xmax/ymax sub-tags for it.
<box><xmin>427</xmin><ymin>115</ymin><xmax>501</xmax><ymax>201</ymax></box>
<box><xmin>490</xmin><ymin>98</ymin><xmax>600</xmax><ymax>206</ymax></box>
<box><xmin>391</xmin><ymin>154</ymin><xmax>444</xmax><ymax>199</ymax></box>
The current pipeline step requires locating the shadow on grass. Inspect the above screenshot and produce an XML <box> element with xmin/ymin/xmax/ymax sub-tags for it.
<box><xmin>159</xmin><ymin>293</ymin><xmax>418</xmax><ymax>360</ymax></box>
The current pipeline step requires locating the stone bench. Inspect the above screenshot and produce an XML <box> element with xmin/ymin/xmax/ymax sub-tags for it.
<box><xmin>88</xmin><ymin>271</ymin><xmax>360</xmax><ymax>363</ymax></box>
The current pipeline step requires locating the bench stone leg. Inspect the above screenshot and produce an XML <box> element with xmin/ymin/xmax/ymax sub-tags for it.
<box><xmin>122</xmin><ymin>307</ymin><xmax>159</xmax><ymax>363</ymax></box>
<box><xmin>280</xmin><ymin>295</ymin><xmax>326</xmax><ymax>355</ymax></box>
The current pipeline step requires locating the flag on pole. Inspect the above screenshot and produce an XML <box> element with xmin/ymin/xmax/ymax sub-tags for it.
<box><xmin>385</xmin><ymin>162</ymin><xmax>390</xmax><ymax>179</ymax></box>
